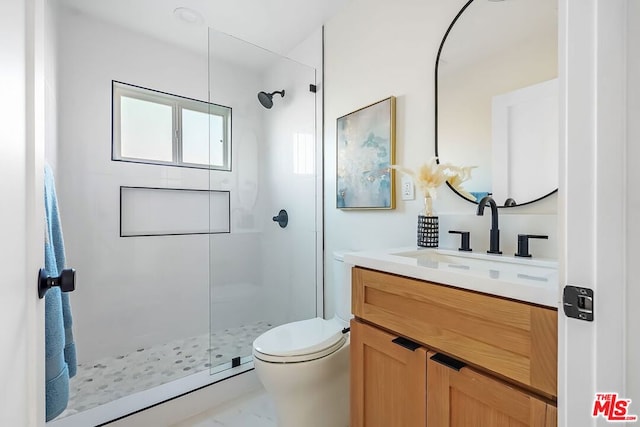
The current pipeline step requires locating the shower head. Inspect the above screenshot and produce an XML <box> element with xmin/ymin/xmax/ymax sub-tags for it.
<box><xmin>257</xmin><ymin>90</ymin><xmax>285</xmax><ymax>109</ymax></box>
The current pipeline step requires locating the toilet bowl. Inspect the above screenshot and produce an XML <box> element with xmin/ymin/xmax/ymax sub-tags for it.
<box><xmin>253</xmin><ymin>317</ymin><xmax>349</xmax><ymax>427</ymax></box>
<box><xmin>252</xmin><ymin>251</ymin><xmax>352</xmax><ymax>427</ymax></box>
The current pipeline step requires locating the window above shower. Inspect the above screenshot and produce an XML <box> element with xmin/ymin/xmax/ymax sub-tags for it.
<box><xmin>112</xmin><ymin>81</ymin><xmax>232</xmax><ymax>171</ymax></box>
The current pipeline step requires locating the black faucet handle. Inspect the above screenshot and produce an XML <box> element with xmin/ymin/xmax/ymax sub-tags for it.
<box><xmin>449</xmin><ymin>230</ymin><xmax>472</xmax><ymax>252</ymax></box>
<box><xmin>515</xmin><ymin>234</ymin><xmax>548</xmax><ymax>258</ymax></box>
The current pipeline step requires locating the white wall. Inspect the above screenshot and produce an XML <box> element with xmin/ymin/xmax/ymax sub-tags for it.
<box><xmin>323</xmin><ymin>0</ymin><xmax>558</xmax><ymax>317</ymax></box>
<box><xmin>45</xmin><ymin>0</ymin><xmax>59</xmax><ymax>174</ymax></box>
<box><xmin>626</xmin><ymin>0</ymin><xmax>639</xmax><ymax>403</ymax></box>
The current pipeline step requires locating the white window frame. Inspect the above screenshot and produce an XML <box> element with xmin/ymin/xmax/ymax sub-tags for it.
<box><xmin>112</xmin><ymin>81</ymin><xmax>232</xmax><ymax>171</ymax></box>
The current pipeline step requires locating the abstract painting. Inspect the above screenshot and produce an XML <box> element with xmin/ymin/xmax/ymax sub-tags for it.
<box><xmin>336</xmin><ymin>96</ymin><xmax>396</xmax><ymax>209</ymax></box>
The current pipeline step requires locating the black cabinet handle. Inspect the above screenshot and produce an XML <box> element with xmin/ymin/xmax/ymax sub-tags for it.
<box><xmin>449</xmin><ymin>230</ymin><xmax>472</xmax><ymax>252</ymax></box>
<box><xmin>391</xmin><ymin>337</ymin><xmax>421</xmax><ymax>351</ymax></box>
<box><xmin>38</xmin><ymin>268</ymin><xmax>75</xmax><ymax>299</ymax></box>
<box><xmin>515</xmin><ymin>234</ymin><xmax>548</xmax><ymax>258</ymax></box>
<box><xmin>430</xmin><ymin>353</ymin><xmax>467</xmax><ymax>371</ymax></box>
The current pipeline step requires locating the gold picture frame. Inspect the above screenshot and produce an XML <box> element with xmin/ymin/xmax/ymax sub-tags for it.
<box><xmin>336</xmin><ymin>96</ymin><xmax>396</xmax><ymax>210</ymax></box>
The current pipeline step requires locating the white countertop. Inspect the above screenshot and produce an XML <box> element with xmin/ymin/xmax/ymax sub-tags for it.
<box><xmin>344</xmin><ymin>247</ymin><xmax>560</xmax><ymax>308</ymax></box>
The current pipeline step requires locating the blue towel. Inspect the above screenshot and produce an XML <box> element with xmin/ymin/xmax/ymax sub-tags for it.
<box><xmin>470</xmin><ymin>191</ymin><xmax>490</xmax><ymax>202</ymax></box>
<box><xmin>44</xmin><ymin>164</ymin><xmax>77</xmax><ymax>421</ymax></box>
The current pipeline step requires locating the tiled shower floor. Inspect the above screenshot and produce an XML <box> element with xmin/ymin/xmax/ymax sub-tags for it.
<box><xmin>59</xmin><ymin>321</ymin><xmax>273</xmax><ymax>418</ymax></box>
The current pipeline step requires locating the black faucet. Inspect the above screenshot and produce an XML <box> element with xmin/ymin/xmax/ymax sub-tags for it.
<box><xmin>476</xmin><ymin>196</ymin><xmax>502</xmax><ymax>254</ymax></box>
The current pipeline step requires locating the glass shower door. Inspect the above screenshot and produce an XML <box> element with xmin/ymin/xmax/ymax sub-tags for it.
<box><xmin>207</xmin><ymin>28</ymin><xmax>319</xmax><ymax>373</ymax></box>
<box><xmin>49</xmin><ymin>8</ymin><xmax>215</xmax><ymax>423</ymax></box>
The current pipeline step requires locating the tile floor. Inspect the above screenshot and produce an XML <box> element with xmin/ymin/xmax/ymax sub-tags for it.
<box><xmin>173</xmin><ymin>389</ymin><xmax>277</xmax><ymax>427</ymax></box>
<box><xmin>59</xmin><ymin>321</ymin><xmax>272</xmax><ymax>418</ymax></box>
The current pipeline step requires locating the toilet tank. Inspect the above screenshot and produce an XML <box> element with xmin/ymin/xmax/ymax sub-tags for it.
<box><xmin>333</xmin><ymin>251</ymin><xmax>352</xmax><ymax>324</ymax></box>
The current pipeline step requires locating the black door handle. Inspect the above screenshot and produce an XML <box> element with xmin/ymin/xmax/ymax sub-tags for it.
<box><xmin>38</xmin><ymin>268</ymin><xmax>75</xmax><ymax>299</ymax></box>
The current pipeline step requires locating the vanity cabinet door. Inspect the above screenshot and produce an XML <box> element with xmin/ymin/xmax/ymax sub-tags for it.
<box><xmin>426</xmin><ymin>351</ymin><xmax>556</xmax><ymax>427</ymax></box>
<box><xmin>351</xmin><ymin>320</ymin><xmax>427</xmax><ymax>427</ymax></box>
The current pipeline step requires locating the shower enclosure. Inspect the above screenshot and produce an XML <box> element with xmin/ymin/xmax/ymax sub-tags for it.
<box><xmin>207</xmin><ymin>29</ymin><xmax>320</xmax><ymax>376</ymax></box>
<box><xmin>46</xmin><ymin>2</ymin><xmax>321</xmax><ymax>425</ymax></box>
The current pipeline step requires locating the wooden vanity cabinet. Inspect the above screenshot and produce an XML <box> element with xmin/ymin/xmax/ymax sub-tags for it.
<box><xmin>350</xmin><ymin>320</ymin><xmax>427</xmax><ymax>427</ymax></box>
<box><xmin>350</xmin><ymin>267</ymin><xmax>558</xmax><ymax>427</ymax></box>
<box><xmin>427</xmin><ymin>351</ymin><xmax>557</xmax><ymax>427</ymax></box>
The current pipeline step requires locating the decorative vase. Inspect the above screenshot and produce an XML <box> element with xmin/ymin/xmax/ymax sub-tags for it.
<box><xmin>417</xmin><ymin>196</ymin><xmax>438</xmax><ymax>248</ymax></box>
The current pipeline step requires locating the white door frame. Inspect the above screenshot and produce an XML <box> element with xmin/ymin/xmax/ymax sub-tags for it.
<box><xmin>0</xmin><ymin>0</ymin><xmax>46</xmax><ymax>425</ymax></box>
<box><xmin>559</xmin><ymin>0</ymin><xmax>630</xmax><ymax>425</ymax></box>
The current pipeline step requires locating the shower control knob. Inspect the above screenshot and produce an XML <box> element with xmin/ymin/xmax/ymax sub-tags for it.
<box><xmin>38</xmin><ymin>268</ymin><xmax>76</xmax><ymax>299</ymax></box>
<box><xmin>272</xmin><ymin>209</ymin><xmax>288</xmax><ymax>228</ymax></box>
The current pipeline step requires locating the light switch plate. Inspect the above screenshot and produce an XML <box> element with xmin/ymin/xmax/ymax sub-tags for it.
<box><xmin>401</xmin><ymin>175</ymin><xmax>415</xmax><ymax>200</ymax></box>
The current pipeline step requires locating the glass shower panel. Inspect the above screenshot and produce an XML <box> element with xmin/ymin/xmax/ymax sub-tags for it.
<box><xmin>207</xmin><ymin>28</ymin><xmax>318</xmax><ymax>373</ymax></box>
<box><xmin>47</xmin><ymin>3</ymin><xmax>214</xmax><ymax>422</ymax></box>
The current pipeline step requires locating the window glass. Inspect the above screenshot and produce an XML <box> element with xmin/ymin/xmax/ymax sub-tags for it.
<box><xmin>113</xmin><ymin>81</ymin><xmax>231</xmax><ymax>170</ymax></box>
<box><xmin>120</xmin><ymin>96</ymin><xmax>173</xmax><ymax>162</ymax></box>
<box><xmin>181</xmin><ymin>109</ymin><xmax>225</xmax><ymax>167</ymax></box>
<box><xmin>209</xmin><ymin>114</ymin><xmax>225</xmax><ymax>167</ymax></box>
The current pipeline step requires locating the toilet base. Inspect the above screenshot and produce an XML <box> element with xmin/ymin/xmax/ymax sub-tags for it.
<box><xmin>253</xmin><ymin>338</ymin><xmax>350</xmax><ymax>427</ymax></box>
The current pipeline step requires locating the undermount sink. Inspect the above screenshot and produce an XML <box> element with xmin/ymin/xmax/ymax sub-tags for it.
<box><xmin>391</xmin><ymin>248</ymin><xmax>557</xmax><ymax>283</ymax></box>
<box><xmin>343</xmin><ymin>246</ymin><xmax>559</xmax><ymax>307</ymax></box>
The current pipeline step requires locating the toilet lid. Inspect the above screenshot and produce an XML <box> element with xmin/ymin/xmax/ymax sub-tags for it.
<box><xmin>253</xmin><ymin>318</ymin><xmax>346</xmax><ymax>361</ymax></box>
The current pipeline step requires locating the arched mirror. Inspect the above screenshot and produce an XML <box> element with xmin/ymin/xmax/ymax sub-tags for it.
<box><xmin>435</xmin><ymin>0</ymin><xmax>558</xmax><ymax>207</ymax></box>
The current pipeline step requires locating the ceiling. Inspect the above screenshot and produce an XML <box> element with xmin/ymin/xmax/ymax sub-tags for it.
<box><xmin>56</xmin><ymin>0</ymin><xmax>349</xmax><ymax>59</ymax></box>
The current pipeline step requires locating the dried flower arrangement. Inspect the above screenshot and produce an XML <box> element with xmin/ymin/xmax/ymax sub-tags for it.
<box><xmin>393</xmin><ymin>157</ymin><xmax>475</xmax><ymax>216</ymax></box>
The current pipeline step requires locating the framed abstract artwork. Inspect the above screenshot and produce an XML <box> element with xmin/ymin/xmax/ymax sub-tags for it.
<box><xmin>336</xmin><ymin>96</ymin><xmax>396</xmax><ymax>209</ymax></box>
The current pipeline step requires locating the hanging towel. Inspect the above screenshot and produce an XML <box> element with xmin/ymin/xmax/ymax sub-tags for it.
<box><xmin>44</xmin><ymin>163</ymin><xmax>77</xmax><ymax>421</ymax></box>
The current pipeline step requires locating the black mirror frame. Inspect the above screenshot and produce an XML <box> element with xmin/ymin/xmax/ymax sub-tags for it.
<box><xmin>434</xmin><ymin>0</ymin><xmax>558</xmax><ymax>208</ymax></box>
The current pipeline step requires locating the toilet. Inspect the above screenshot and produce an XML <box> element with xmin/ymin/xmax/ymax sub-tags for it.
<box><xmin>252</xmin><ymin>251</ymin><xmax>351</xmax><ymax>427</ymax></box>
